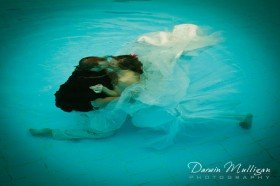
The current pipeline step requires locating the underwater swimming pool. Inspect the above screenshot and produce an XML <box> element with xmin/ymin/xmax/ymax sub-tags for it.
<box><xmin>0</xmin><ymin>0</ymin><xmax>280</xmax><ymax>185</ymax></box>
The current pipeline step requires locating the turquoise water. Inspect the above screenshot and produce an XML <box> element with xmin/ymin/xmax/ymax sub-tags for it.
<box><xmin>0</xmin><ymin>0</ymin><xmax>280</xmax><ymax>185</ymax></box>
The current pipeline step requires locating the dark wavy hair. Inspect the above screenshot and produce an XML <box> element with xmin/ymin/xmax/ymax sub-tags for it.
<box><xmin>113</xmin><ymin>54</ymin><xmax>143</xmax><ymax>74</ymax></box>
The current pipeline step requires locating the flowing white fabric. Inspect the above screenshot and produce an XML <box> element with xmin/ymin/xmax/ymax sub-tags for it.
<box><xmin>83</xmin><ymin>24</ymin><xmax>242</xmax><ymax>149</ymax></box>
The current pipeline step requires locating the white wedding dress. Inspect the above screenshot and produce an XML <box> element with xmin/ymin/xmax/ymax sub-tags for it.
<box><xmin>53</xmin><ymin>24</ymin><xmax>243</xmax><ymax>149</ymax></box>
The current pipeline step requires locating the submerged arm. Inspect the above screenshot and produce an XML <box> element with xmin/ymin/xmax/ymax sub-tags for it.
<box><xmin>102</xmin><ymin>86</ymin><xmax>121</xmax><ymax>97</ymax></box>
<box><xmin>89</xmin><ymin>85</ymin><xmax>122</xmax><ymax>108</ymax></box>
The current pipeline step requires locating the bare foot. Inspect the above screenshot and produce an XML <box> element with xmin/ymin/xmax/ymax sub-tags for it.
<box><xmin>239</xmin><ymin>113</ymin><xmax>253</xmax><ymax>129</ymax></box>
<box><xmin>29</xmin><ymin>128</ymin><xmax>53</xmax><ymax>136</ymax></box>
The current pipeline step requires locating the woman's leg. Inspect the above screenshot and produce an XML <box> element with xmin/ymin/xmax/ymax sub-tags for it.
<box><xmin>29</xmin><ymin>128</ymin><xmax>116</xmax><ymax>140</ymax></box>
<box><xmin>29</xmin><ymin>128</ymin><xmax>53</xmax><ymax>136</ymax></box>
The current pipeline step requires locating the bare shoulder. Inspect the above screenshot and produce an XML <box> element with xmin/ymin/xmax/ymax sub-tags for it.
<box><xmin>118</xmin><ymin>70</ymin><xmax>140</xmax><ymax>86</ymax></box>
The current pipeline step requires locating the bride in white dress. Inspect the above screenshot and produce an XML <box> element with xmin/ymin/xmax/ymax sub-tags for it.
<box><xmin>30</xmin><ymin>24</ymin><xmax>252</xmax><ymax>149</ymax></box>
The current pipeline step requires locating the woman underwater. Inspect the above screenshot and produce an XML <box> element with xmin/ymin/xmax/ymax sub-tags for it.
<box><xmin>30</xmin><ymin>24</ymin><xmax>253</xmax><ymax>149</ymax></box>
<box><xmin>54</xmin><ymin>54</ymin><xmax>143</xmax><ymax>112</ymax></box>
